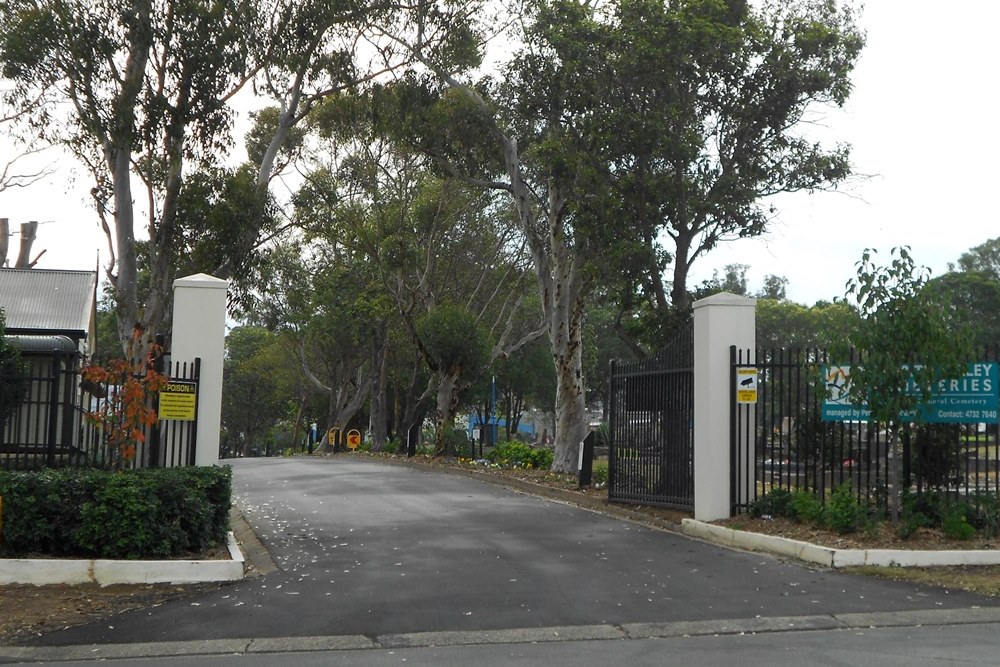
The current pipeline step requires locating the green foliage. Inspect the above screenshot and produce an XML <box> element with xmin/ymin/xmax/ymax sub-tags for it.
<box><xmin>910</xmin><ymin>424</ymin><xmax>964</xmax><ymax>490</ymax></box>
<box><xmin>842</xmin><ymin>247</ymin><xmax>973</xmax><ymax>424</ymax></box>
<box><xmin>381</xmin><ymin>440</ymin><xmax>398</xmax><ymax>455</ymax></box>
<box><xmin>941</xmin><ymin>506</ymin><xmax>976</xmax><ymax>541</ymax></box>
<box><xmin>417</xmin><ymin>304</ymin><xmax>490</xmax><ymax>376</ymax></box>
<box><xmin>955</xmin><ymin>237</ymin><xmax>1000</xmax><ymax>282</ymax></box>
<box><xmin>825</xmin><ymin>483</ymin><xmax>868</xmax><ymax>534</ymax></box>
<box><xmin>592</xmin><ymin>461</ymin><xmax>608</xmax><ymax>486</ymax></box>
<box><xmin>487</xmin><ymin>441</ymin><xmax>553</xmax><ymax>470</ymax></box>
<box><xmin>923</xmin><ymin>271</ymin><xmax>1000</xmax><ymax>348</ymax></box>
<box><xmin>0</xmin><ymin>467</ymin><xmax>231</xmax><ymax>559</ymax></box>
<box><xmin>747</xmin><ymin>488</ymin><xmax>795</xmax><ymax>518</ymax></box>
<box><xmin>970</xmin><ymin>492</ymin><xmax>1000</xmax><ymax>538</ymax></box>
<box><xmin>896</xmin><ymin>510</ymin><xmax>932</xmax><ymax>540</ymax></box>
<box><xmin>790</xmin><ymin>490</ymin><xmax>825</xmax><ymax>525</ymax></box>
<box><xmin>439</xmin><ymin>426</ymin><xmax>473</xmax><ymax>458</ymax></box>
<box><xmin>840</xmin><ymin>247</ymin><xmax>974</xmax><ymax>523</ymax></box>
<box><xmin>756</xmin><ymin>298</ymin><xmax>857</xmax><ymax>350</ymax></box>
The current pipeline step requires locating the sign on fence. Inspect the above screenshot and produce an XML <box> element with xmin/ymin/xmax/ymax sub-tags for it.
<box><xmin>822</xmin><ymin>363</ymin><xmax>999</xmax><ymax>423</ymax></box>
<box><xmin>736</xmin><ymin>367</ymin><xmax>758</xmax><ymax>404</ymax></box>
<box><xmin>158</xmin><ymin>381</ymin><xmax>198</xmax><ymax>421</ymax></box>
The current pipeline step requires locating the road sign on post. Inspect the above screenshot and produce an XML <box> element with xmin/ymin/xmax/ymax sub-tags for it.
<box><xmin>347</xmin><ymin>429</ymin><xmax>362</xmax><ymax>450</ymax></box>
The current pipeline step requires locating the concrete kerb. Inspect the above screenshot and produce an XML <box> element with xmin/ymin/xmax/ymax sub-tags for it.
<box><xmin>0</xmin><ymin>532</ymin><xmax>244</xmax><ymax>586</ymax></box>
<box><xmin>7</xmin><ymin>609</ymin><xmax>1000</xmax><ymax>662</ymax></box>
<box><xmin>0</xmin><ymin>506</ymin><xmax>268</xmax><ymax>587</ymax></box>
<box><xmin>680</xmin><ymin>518</ymin><xmax>1000</xmax><ymax>568</ymax></box>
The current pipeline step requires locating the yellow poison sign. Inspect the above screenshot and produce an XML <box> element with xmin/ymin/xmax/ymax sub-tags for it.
<box><xmin>159</xmin><ymin>381</ymin><xmax>197</xmax><ymax>421</ymax></box>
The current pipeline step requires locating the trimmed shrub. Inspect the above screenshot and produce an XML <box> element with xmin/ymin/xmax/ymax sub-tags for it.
<box><xmin>487</xmin><ymin>441</ymin><xmax>553</xmax><ymax>470</ymax></box>
<box><xmin>824</xmin><ymin>483</ymin><xmax>868</xmax><ymax>534</ymax></box>
<box><xmin>790</xmin><ymin>490</ymin><xmax>825</xmax><ymax>524</ymax></box>
<box><xmin>747</xmin><ymin>488</ymin><xmax>795</xmax><ymax>518</ymax></box>
<box><xmin>439</xmin><ymin>426</ymin><xmax>473</xmax><ymax>457</ymax></box>
<box><xmin>0</xmin><ymin>466</ymin><xmax>231</xmax><ymax>559</ymax></box>
<box><xmin>942</xmin><ymin>506</ymin><xmax>976</xmax><ymax>540</ymax></box>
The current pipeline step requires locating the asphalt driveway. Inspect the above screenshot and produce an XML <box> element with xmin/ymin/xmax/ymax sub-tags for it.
<box><xmin>28</xmin><ymin>457</ymin><xmax>1000</xmax><ymax>647</ymax></box>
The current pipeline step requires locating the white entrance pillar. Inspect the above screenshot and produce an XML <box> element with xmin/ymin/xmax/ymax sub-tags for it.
<box><xmin>171</xmin><ymin>273</ymin><xmax>229</xmax><ymax>467</ymax></box>
<box><xmin>693</xmin><ymin>293</ymin><xmax>756</xmax><ymax>521</ymax></box>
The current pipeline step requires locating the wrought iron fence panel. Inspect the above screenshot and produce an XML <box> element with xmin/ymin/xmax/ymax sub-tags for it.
<box><xmin>733</xmin><ymin>346</ymin><xmax>1000</xmax><ymax>517</ymax></box>
<box><xmin>609</xmin><ymin>320</ymin><xmax>694</xmax><ymax>509</ymax></box>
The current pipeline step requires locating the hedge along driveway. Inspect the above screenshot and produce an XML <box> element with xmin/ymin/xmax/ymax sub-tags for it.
<box><xmin>0</xmin><ymin>466</ymin><xmax>232</xmax><ymax>559</ymax></box>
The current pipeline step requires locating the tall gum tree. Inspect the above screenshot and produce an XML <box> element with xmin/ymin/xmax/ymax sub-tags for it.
<box><xmin>296</xmin><ymin>96</ymin><xmax>543</xmax><ymax>453</ymax></box>
<box><xmin>599</xmin><ymin>0</ymin><xmax>864</xmax><ymax>345</ymax></box>
<box><xmin>0</xmin><ymin>0</ymin><xmax>261</xmax><ymax>360</ymax></box>
<box><xmin>0</xmin><ymin>0</ymin><xmax>472</xmax><ymax>359</ymax></box>
<box><xmin>393</xmin><ymin>0</ymin><xmax>862</xmax><ymax>470</ymax></box>
<box><xmin>392</xmin><ymin>1</ymin><xmax>632</xmax><ymax>472</ymax></box>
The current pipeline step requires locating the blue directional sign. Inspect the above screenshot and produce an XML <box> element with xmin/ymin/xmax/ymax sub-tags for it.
<box><xmin>822</xmin><ymin>363</ymin><xmax>999</xmax><ymax>423</ymax></box>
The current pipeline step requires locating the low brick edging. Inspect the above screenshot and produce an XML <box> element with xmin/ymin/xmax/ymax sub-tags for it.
<box><xmin>0</xmin><ymin>532</ymin><xmax>245</xmax><ymax>586</ymax></box>
<box><xmin>680</xmin><ymin>519</ymin><xmax>1000</xmax><ymax>568</ymax></box>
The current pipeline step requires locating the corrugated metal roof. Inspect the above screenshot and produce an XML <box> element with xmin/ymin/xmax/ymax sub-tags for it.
<box><xmin>0</xmin><ymin>268</ymin><xmax>97</xmax><ymax>338</ymax></box>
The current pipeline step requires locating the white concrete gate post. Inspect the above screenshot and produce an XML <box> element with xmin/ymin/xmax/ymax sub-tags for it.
<box><xmin>171</xmin><ymin>273</ymin><xmax>229</xmax><ymax>467</ymax></box>
<box><xmin>693</xmin><ymin>293</ymin><xmax>756</xmax><ymax>521</ymax></box>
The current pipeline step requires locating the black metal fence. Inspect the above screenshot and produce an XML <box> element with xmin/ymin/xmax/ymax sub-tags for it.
<box><xmin>608</xmin><ymin>320</ymin><xmax>694</xmax><ymax>509</ymax></box>
<box><xmin>732</xmin><ymin>346</ymin><xmax>1000</xmax><ymax>516</ymax></box>
<box><xmin>0</xmin><ymin>350</ymin><xmax>200</xmax><ymax>471</ymax></box>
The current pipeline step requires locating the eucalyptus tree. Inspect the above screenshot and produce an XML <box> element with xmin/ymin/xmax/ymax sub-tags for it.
<box><xmin>954</xmin><ymin>238</ymin><xmax>1000</xmax><ymax>283</ymax></box>
<box><xmin>222</xmin><ymin>325</ymin><xmax>288</xmax><ymax>457</ymax></box>
<box><xmin>600</xmin><ymin>0</ymin><xmax>863</xmax><ymax>317</ymax></box>
<box><xmin>296</xmin><ymin>93</ymin><xmax>543</xmax><ymax>454</ymax></box>
<box><xmin>389</xmin><ymin>0</ymin><xmax>861</xmax><ymax>472</ymax></box>
<box><xmin>0</xmin><ymin>0</ymin><xmax>265</xmax><ymax>359</ymax></box>
<box><xmin>0</xmin><ymin>0</ymin><xmax>474</xmax><ymax>360</ymax></box>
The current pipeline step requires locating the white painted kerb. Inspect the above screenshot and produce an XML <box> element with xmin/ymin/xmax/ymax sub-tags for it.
<box><xmin>0</xmin><ymin>532</ymin><xmax>244</xmax><ymax>586</ymax></box>
<box><xmin>681</xmin><ymin>519</ymin><xmax>1000</xmax><ymax>568</ymax></box>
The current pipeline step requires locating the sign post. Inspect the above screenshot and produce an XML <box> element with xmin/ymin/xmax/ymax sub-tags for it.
<box><xmin>346</xmin><ymin>429</ymin><xmax>362</xmax><ymax>450</ymax></box>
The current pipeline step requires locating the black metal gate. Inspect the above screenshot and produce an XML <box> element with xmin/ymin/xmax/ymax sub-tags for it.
<box><xmin>608</xmin><ymin>320</ymin><xmax>694</xmax><ymax>509</ymax></box>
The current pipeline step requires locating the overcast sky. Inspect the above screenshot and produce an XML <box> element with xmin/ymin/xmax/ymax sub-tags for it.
<box><xmin>1</xmin><ymin>1</ymin><xmax>996</xmax><ymax>306</ymax></box>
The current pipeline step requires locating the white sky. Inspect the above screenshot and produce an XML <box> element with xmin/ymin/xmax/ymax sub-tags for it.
<box><xmin>0</xmin><ymin>1</ymin><xmax>997</xmax><ymax>306</ymax></box>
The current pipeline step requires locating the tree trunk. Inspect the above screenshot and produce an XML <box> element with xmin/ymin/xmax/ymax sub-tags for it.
<box><xmin>369</xmin><ymin>326</ymin><xmax>389</xmax><ymax>451</ymax></box>
<box><xmin>888</xmin><ymin>425</ymin><xmax>900</xmax><ymax>527</ymax></box>
<box><xmin>14</xmin><ymin>220</ymin><xmax>37</xmax><ymax>268</ymax></box>
<box><xmin>551</xmin><ymin>330</ymin><xmax>586</xmax><ymax>473</ymax></box>
<box><xmin>0</xmin><ymin>218</ymin><xmax>8</xmax><ymax>266</ymax></box>
<box><xmin>670</xmin><ymin>236</ymin><xmax>692</xmax><ymax>310</ymax></box>
<box><xmin>433</xmin><ymin>369</ymin><xmax>462</xmax><ymax>456</ymax></box>
<box><xmin>109</xmin><ymin>145</ymin><xmax>142</xmax><ymax>362</ymax></box>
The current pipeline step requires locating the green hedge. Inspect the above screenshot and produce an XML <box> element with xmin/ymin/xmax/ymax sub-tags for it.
<box><xmin>0</xmin><ymin>466</ymin><xmax>231</xmax><ymax>559</ymax></box>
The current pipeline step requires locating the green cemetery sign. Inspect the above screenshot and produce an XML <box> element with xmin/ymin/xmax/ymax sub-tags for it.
<box><xmin>822</xmin><ymin>363</ymin><xmax>999</xmax><ymax>423</ymax></box>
